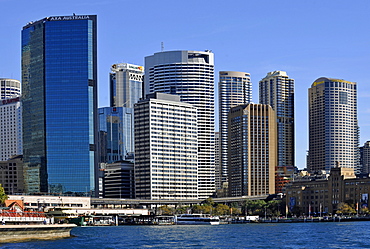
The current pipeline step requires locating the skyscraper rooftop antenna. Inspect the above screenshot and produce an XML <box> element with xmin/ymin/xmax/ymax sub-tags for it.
<box><xmin>161</xmin><ymin>42</ymin><xmax>164</xmax><ymax>52</ymax></box>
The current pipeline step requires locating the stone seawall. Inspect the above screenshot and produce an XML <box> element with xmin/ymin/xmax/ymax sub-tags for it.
<box><xmin>0</xmin><ymin>224</ymin><xmax>76</xmax><ymax>243</ymax></box>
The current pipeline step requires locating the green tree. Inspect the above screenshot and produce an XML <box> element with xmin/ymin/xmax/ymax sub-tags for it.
<box><xmin>192</xmin><ymin>204</ymin><xmax>212</xmax><ymax>214</ymax></box>
<box><xmin>213</xmin><ymin>204</ymin><xmax>230</xmax><ymax>215</ymax></box>
<box><xmin>202</xmin><ymin>198</ymin><xmax>215</xmax><ymax>207</ymax></box>
<box><xmin>159</xmin><ymin>205</ymin><xmax>174</xmax><ymax>215</ymax></box>
<box><xmin>361</xmin><ymin>207</ymin><xmax>370</xmax><ymax>215</ymax></box>
<box><xmin>0</xmin><ymin>184</ymin><xmax>8</xmax><ymax>206</ymax></box>
<box><xmin>244</xmin><ymin>200</ymin><xmax>267</xmax><ymax>216</ymax></box>
<box><xmin>266</xmin><ymin>200</ymin><xmax>282</xmax><ymax>217</ymax></box>
<box><xmin>336</xmin><ymin>202</ymin><xmax>356</xmax><ymax>215</ymax></box>
<box><xmin>175</xmin><ymin>205</ymin><xmax>190</xmax><ymax>214</ymax></box>
<box><xmin>231</xmin><ymin>207</ymin><xmax>241</xmax><ymax>215</ymax></box>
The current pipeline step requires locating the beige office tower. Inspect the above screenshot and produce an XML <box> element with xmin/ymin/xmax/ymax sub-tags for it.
<box><xmin>308</xmin><ymin>77</ymin><xmax>359</xmax><ymax>172</ymax></box>
<box><xmin>259</xmin><ymin>71</ymin><xmax>294</xmax><ymax>168</ymax></box>
<box><xmin>228</xmin><ymin>103</ymin><xmax>276</xmax><ymax>197</ymax></box>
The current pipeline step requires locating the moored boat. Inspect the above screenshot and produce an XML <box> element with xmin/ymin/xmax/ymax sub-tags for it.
<box><xmin>175</xmin><ymin>214</ymin><xmax>220</xmax><ymax>225</ymax></box>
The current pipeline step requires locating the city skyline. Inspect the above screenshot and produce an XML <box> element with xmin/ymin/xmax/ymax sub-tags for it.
<box><xmin>1</xmin><ymin>0</ymin><xmax>370</xmax><ymax>169</ymax></box>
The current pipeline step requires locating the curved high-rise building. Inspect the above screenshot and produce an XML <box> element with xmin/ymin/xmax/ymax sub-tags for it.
<box><xmin>218</xmin><ymin>71</ymin><xmax>251</xmax><ymax>188</ymax></box>
<box><xmin>145</xmin><ymin>50</ymin><xmax>215</xmax><ymax>199</ymax></box>
<box><xmin>259</xmin><ymin>71</ymin><xmax>294</xmax><ymax>167</ymax></box>
<box><xmin>308</xmin><ymin>77</ymin><xmax>358</xmax><ymax>172</ymax></box>
<box><xmin>0</xmin><ymin>78</ymin><xmax>21</xmax><ymax>99</ymax></box>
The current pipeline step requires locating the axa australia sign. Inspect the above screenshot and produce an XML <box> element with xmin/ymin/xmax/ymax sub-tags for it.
<box><xmin>48</xmin><ymin>15</ymin><xmax>91</xmax><ymax>21</ymax></box>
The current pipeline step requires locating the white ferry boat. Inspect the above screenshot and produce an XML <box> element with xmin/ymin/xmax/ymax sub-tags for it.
<box><xmin>175</xmin><ymin>214</ymin><xmax>220</xmax><ymax>225</ymax></box>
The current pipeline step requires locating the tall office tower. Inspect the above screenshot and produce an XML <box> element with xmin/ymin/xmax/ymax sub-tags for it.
<box><xmin>21</xmin><ymin>15</ymin><xmax>98</xmax><ymax>195</ymax></box>
<box><xmin>219</xmin><ymin>71</ymin><xmax>251</xmax><ymax>186</ymax></box>
<box><xmin>110</xmin><ymin>63</ymin><xmax>144</xmax><ymax>108</ymax></box>
<box><xmin>99</xmin><ymin>107</ymin><xmax>134</xmax><ymax>163</ymax></box>
<box><xmin>134</xmin><ymin>93</ymin><xmax>198</xmax><ymax>200</ymax></box>
<box><xmin>308</xmin><ymin>77</ymin><xmax>358</xmax><ymax>172</ymax></box>
<box><xmin>214</xmin><ymin>132</ymin><xmax>221</xmax><ymax>190</ymax></box>
<box><xmin>259</xmin><ymin>71</ymin><xmax>294</xmax><ymax>167</ymax></box>
<box><xmin>145</xmin><ymin>50</ymin><xmax>215</xmax><ymax>199</ymax></box>
<box><xmin>0</xmin><ymin>78</ymin><xmax>21</xmax><ymax>99</ymax></box>
<box><xmin>0</xmin><ymin>97</ymin><xmax>22</xmax><ymax>161</ymax></box>
<box><xmin>360</xmin><ymin>141</ymin><xmax>370</xmax><ymax>174</ymax></box>
<box><xmin>228</xmin><ymin>104</ymin><xmax>276</xmax><ymax>197</ymax></box>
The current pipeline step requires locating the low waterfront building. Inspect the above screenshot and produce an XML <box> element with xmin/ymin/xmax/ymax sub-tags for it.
<box><xmin>8</xmin><ymin>195</ymin><xmax>90</xmax><ymax>211</ymax></box>
<box><xmin>8</xmin><ymin>195</ymin><xmax>148</xmax><ymax>220</ymax></box>
<box><xmin>286</xmin><ymin>165</ymin><xmax>370</xmax><ymax>215</ymax></box>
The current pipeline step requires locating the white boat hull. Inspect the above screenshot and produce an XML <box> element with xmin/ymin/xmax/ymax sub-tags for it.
<box><xmin>175</xmin><ymin>214</ymin><xmax>220</xmax><ymax>225</ymax></box>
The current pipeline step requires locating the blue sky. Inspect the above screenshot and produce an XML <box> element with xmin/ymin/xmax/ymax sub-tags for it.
<box><xmin>1</xmin><ymin>0</ymin><xmax>370</xmax><ymax>169</ymax></box>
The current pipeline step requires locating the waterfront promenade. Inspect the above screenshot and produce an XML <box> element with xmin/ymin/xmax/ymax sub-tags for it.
<box><xmin>2</xmin><ymin>221</ymin><xmax>369</xmax><ymax>248</ymax></box>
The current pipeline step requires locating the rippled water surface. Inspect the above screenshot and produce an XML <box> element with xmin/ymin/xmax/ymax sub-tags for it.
<box><xmin>3</xmin><ymin>221</ymin><xmax>370</xmax><ymax>248</ymax></box>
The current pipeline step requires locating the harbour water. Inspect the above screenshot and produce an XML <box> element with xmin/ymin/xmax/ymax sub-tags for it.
<box><xmin>2</xmin><ymin>221</ymin><xmax>370</xmax><ymax>248</ymax></box>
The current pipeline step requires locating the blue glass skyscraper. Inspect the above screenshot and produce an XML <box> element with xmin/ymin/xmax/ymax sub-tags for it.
<box><xmin>21</xmin><ymin>15</ymin><xmax>98</xmax><ymax>195</ymax></box>
<box><xmin>99</xmin><ymin>107</ymin><xmax>134</xmax><ymax>163</ymax></box>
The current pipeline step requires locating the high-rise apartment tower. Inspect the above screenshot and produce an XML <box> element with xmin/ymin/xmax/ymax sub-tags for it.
<box><xmin>308</xmin><ymin>77</ymin><xmax>358</xmax><ymax>172</ymax></box>
<box><xmin>21</xmin><ymin>15</ymin><xmax>98</xmax><ymax>194</ymax></box>
<box><xmin>219</xmin><ymin>71</ymin><xmax>251</xmax><ymax>186</ymax></box>
<box><xmin>145</xmin><ymin>50</ymin><xmax>215</xmax><ymax>199</ymax></box>
<box><xmin>259</xmin><ymin>71</ymin><xmax>294</xmax><ymax>167</ymax></box>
